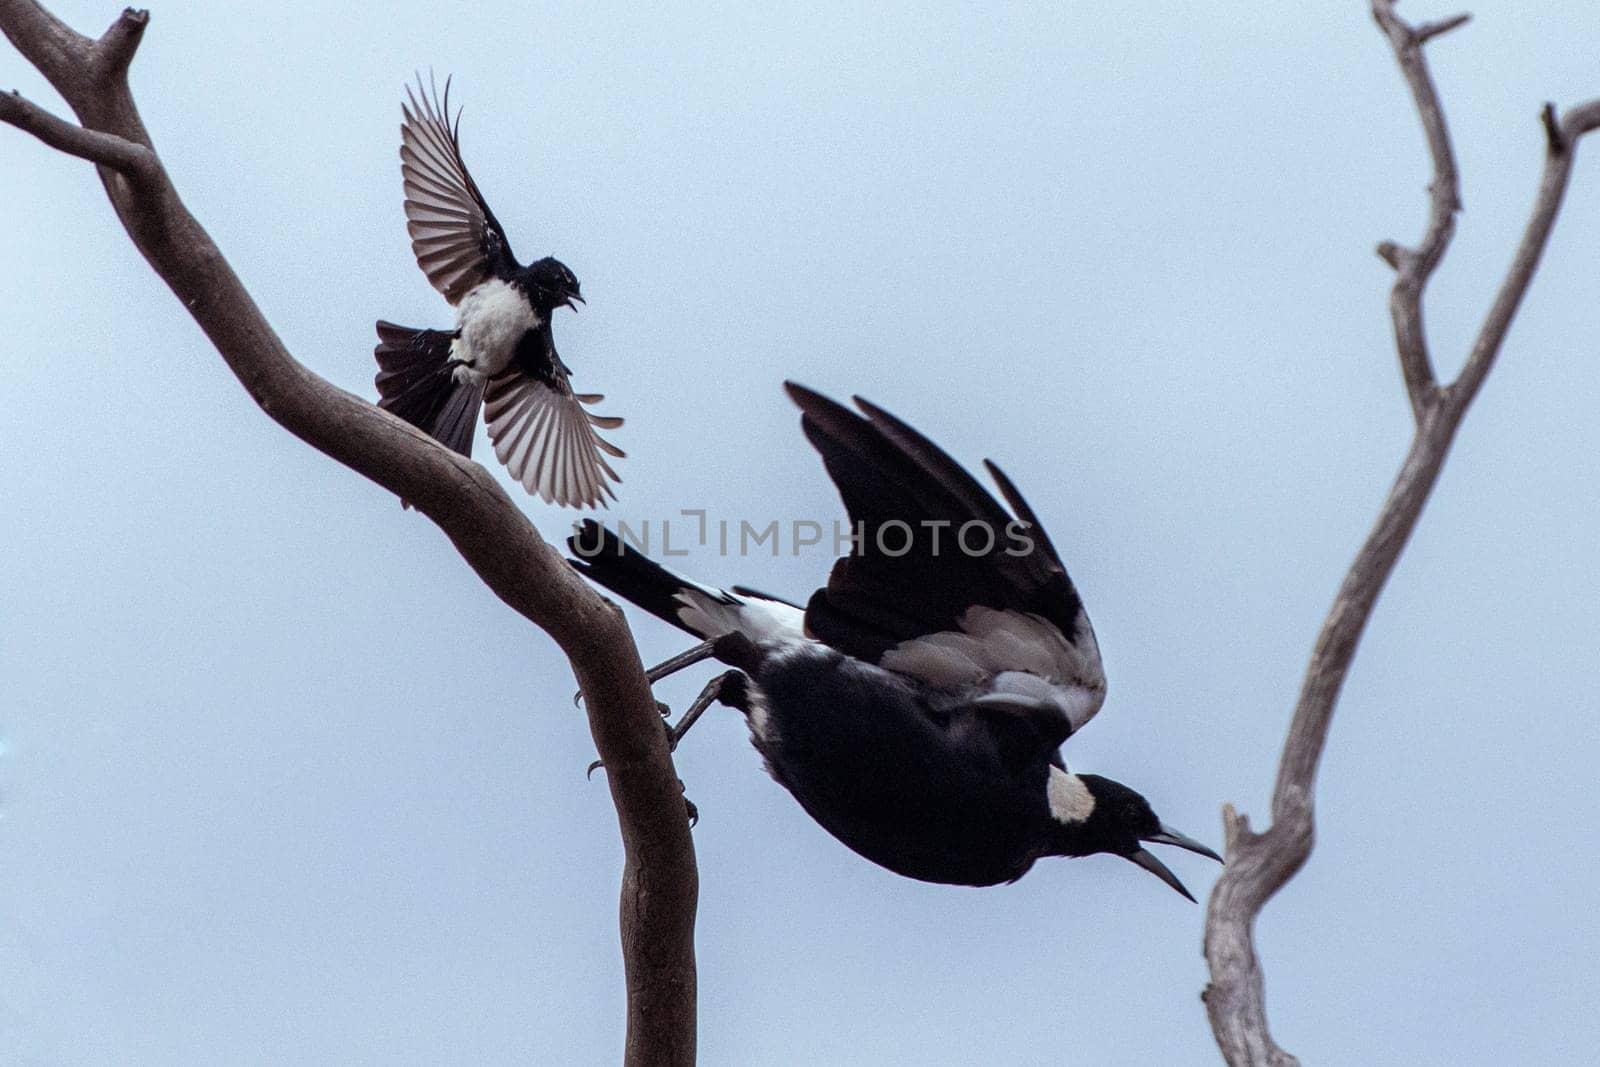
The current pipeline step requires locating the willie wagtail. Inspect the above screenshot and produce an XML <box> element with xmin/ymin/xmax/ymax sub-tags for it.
<box><xmin>569</xmin><ymin>385</ymin><xmax>1220</xmax><ymax>898</ymax></box>
<box><xmin>373</xmin><ymin>75</ymin><xmax>623</xmax><ymax>508</ymax></box>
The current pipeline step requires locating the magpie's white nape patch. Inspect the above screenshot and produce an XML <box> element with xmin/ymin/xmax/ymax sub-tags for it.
<box><xmin>1047</xmin><ymin>767</ymin><xmax>1096</xmax><ymax>825</ymax></box>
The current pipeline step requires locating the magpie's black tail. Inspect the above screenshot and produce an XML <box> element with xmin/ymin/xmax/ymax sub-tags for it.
<box><xmin>568</xmin><ymin>519</ymin><xmax>733</xmax><ymax>637</ymax></box>
<box><xmin>374</xmin><ymin>321</ymin><xmax>484</xmax><ymax>457</ymax></box>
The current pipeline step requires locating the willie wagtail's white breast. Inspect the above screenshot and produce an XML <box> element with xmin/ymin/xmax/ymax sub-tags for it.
<box><xmin>452</xmin><ymin>278</ymin><xmax>541</xmax><ymax>378</ymax></box>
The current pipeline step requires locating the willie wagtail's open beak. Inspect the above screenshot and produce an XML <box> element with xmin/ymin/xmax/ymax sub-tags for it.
<box><xmin>1125</xmin><ymin>824</ymin><xmax>1224</xmax><ymax>901</ymax></box>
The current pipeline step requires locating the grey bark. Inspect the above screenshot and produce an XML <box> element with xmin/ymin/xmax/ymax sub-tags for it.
<box><xmin>1200</xmin><ymin>5</ymin><xmax>1600</xmax><ymax>1064</ymax></box>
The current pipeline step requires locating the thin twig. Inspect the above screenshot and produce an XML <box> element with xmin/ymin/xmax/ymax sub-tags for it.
<box><xmin>1452</xmin><ymin>99</ymin><xmax>1600</xmax><ymax>411</ymax></box>
<box><xmin>1368</xmin><ymin>0</ymin><xmax>1470</xmax><ymax>423</ymax></box>
<box><xmin>1541</xmin><ymin>103</ymin><xmax>1565</xmax><ymax>155</ymax></box>
<box><xmin>1416</xmin><ymin>13</ymin><xmax>1471</xmax><ymax>44</ymax></box>
<box><xmin>1201</xmin><ymin>7</ymin><xmax>1600</xmax><ymax>1066</ymax></box>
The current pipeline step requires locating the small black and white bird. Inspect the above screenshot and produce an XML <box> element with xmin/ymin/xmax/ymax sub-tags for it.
<box><xmin>373</xmin><ymin>75</ymin><xmax>623</xmax><ymax>508</ymax></box>
<box><xmin>569</xmin><ymin>384</ymin><xmax>1221</xmax><ymax>898</ymax></box>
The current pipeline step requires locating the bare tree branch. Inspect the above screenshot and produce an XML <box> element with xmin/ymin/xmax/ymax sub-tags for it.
<box><xmin>0</xmin><ymin>88</ymin><xmax>152</xmax><ymax>171</ymax></box>
<box><xmin>1369</xmin><ymin>0</ymin><xmax>1470</xmax><ymax>423</ymax></box>
<box><xmin>0</xmin><ymin>4</ymin><xmax>696</xmax><ymax>1063</ymax></box>
<box><xmin>1453</xmin><ymin>99</ymin><xmax>1600</xmax><ymax>411</ymax></box>
<box><xmin>91</xmin><ymin>2</ymin><xmax>144</xmax><ymax>78</ymax></box>
<box><xmin>1202</xmin><ymin>8</ymin><xmax>1600</xmax><ymax>1065</ymax></box>
<box><xmin>0</xmin><ymin>0</ymin><xmax>87</xmax><ymax>81</ymax></box>
<box><xmin>1415</xmin><ymin>12</ymin><xmax>1472</xmax><ymax>45</ymax></box>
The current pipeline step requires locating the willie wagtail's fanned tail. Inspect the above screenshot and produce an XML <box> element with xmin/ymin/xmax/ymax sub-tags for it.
<box><xmin>374</xmin><ymin>320</ymin><xmax>485</xmax><ymax>458</ymax></box>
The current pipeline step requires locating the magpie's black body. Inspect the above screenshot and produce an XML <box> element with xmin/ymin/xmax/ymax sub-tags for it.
<box><xmin>745</xmin><ymin>642</ymin><xmax>1065</xmax><ymax>886</ymax></box>
<box><xmin>373</xmin><ymin>75</ymin><xmax>623</xmax><ymax>508</ymax></box>
<box><xmin>569</xmin><ymin>385</ymin><xmax>1221</xmax><ymax>897</ymax></box>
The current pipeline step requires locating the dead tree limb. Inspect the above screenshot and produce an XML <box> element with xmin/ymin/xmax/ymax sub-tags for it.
<box><xmin>1201</xmin><ymin>5</ymin><xmax>1600</xmax><ymax>1064</ymax></box>
<box><xmin>0</xmin><ymin>4</ymin><xmax>696</xmax><ymax>1063</ymax></box>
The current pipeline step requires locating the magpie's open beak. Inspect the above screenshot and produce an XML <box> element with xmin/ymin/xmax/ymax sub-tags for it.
<box><xmin>565</xmin><ymin>293</ymin><xmax>585</xmax><ymax>310</ymax></box>
<box><xmin>1145</xmin><ymin>824</ymin><xmax>1224</xmax><ymax>864</ymax></box>
<box><xmin>1125</xmin><ymin>824</ymin><xmax>1224</xmax><ymax>901</ymax></box>
<box><xmin>1126</xmin><ymin>849</ymin><xmax>1195</xmax><ymax>902</ymax></box>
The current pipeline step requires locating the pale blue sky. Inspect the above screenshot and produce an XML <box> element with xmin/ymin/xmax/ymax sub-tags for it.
<box><xmin>4</xmin><ymin>2</ymin><xmax>1600</xmax><ymax>1063</ymax></box>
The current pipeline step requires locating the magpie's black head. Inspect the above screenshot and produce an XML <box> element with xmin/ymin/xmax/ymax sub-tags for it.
<box><xmin>1053</xmin><ymin>773</ymin><xmax>1222</xmax><ymax>901</ymax></box>
<box><xmin>526</xmin><ymin>256</ymin><xmax>584</xmax><ymax>312</ymax></box>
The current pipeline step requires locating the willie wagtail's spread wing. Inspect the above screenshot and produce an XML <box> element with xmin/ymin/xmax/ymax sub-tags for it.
<box><xmin>485</xmin><ymin>370</ymin><xmax>624</xmax><ymax>509</ymax></box>
<box><xmin>400</xmin><ymin>74</ymin><xmax>516</xmax><ymax>304</ymax></box>
<box><xmin>787</xmin><ymin>383</ymin><xmax>1107</xmax><ymax>736</ymax></box>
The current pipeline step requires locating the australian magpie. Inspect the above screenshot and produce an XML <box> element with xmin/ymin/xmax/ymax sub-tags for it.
<box><xmin>373</xmin><ymin>75</ymin><xmax>623</xmax><ymax>508</ymax></box>
<box><xmin>568</xmin><ymin>384</ymin><xmax>1221</xmax><ymax>898</ymax></box>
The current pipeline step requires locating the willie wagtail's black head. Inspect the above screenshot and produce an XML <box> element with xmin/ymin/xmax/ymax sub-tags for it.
<box><xmin>526</xmin><ymin>256</ymin><xmax>584</xmax><ymax>312</ymax></box>
<box><xmin>1054</xmin><ymin>773</ymin><xmax>1222</xmax><ymax>901</ymax></box>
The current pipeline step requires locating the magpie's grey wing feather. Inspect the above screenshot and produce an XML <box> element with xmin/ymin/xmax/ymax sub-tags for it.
<box><xmin>400</xmin><ymin>74</ymin><xmax>516</xmax><ymax>303</ymax></box>
<box><xmin>786</xmin><ymin>382</ymin><xmax>1107</xmax><ymax>734</ymax></box>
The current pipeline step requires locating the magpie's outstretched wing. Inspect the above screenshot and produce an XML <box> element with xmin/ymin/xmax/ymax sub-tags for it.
<box><xmin>787</xmin><ymin>383</ymin><xmax>1107</xmax><ymax>737</ymax></box>
<box><xmin>400</xmin><ymin>74</ymin><xmax>517</xmax><ymax>304</ymax></box>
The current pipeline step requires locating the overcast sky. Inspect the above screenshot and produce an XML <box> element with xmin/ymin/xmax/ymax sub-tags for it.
<box><xmin>5</xmin><ymin>2</ymin><xmax>1600</xmax><ymax>1064</ymax></box>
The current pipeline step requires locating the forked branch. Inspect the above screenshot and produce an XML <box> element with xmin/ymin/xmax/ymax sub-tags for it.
<box><xmin>1201</xmin><ymin>5</ymin><xmax>1600</xmax><ymax>1065</ymax></box>
<box><xmin>0</xmin><ymin>88</ymin><xmax>151</xmax><ymax>170</ymax></box>
<box><xmin>0</xmin><ymin>4</ymin><xmax>697</xmax><ymax>1064</ymax></box>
